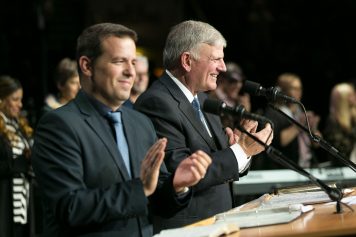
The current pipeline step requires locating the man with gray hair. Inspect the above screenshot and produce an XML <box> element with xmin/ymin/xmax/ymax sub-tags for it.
<box><xmin>135</xmin><ymin>20</ymin><xmax>273</xmax><ymax>231</ymax></box>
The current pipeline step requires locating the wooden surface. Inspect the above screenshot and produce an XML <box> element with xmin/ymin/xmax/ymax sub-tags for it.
<box><xmin>190</xmin><ymin>189</ymin><xmax>356</xmax><ymax>237</ymax></box>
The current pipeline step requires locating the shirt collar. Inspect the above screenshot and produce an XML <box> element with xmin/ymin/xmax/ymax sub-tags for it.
<box><xmin>166</xmin><ymin>70</ymin><xmax>196</xmax><ymax>103</ymax></box>
<box><xmin>82</xmin><ymin>91</ymin><xmax>120</xmax><ymax>117</ymax></box>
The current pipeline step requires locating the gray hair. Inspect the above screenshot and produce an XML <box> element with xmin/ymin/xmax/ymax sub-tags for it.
<box><xmin>163</xmin><ymin>20</ymin><xmax>227</xmax><ymax>69</ymax></box>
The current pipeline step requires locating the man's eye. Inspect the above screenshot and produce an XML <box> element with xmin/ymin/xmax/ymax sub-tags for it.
<box><xmin>113</xmin><ymin>59</ymin><xmax>124</xmax><ymax>64</ymax></box>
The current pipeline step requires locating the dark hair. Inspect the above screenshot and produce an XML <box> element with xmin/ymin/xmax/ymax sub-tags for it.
<box><xmin>76</xmin><ymin>23</ymin><xmax>138</xmax><ymax>74</ymax></box>
<box><xmin>0</xmin><ymin>75</ymin><xmax>22</xmax><ymax>100</ymax></box>
<box><xmin>55</xmin><ymin>58</ymin><xmax>78</xmax><ymax>86</ymax></box>
<box><xmin>0</xmin><ymin>75</ymin><xmax>32</xmax><ymax>140</ymax></box>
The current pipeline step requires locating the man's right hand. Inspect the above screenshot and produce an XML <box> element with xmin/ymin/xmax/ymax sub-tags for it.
<box><xmin>140</xmin><ymin>138</ymin><xmax>167</xmax><ymax>197</ymax></box>
<box><xmin>238</xmin><ymin>121</ymin><xmax>273</xmax><ymax>156</ymax></box>
<box><xmin>173</xmin><ymin>150</ymin><xmax>212</xmax><ymax>193</ymax></box>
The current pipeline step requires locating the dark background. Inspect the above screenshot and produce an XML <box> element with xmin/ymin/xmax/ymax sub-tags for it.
<box><xmin>1</xmin><ymin>0</ymin><xmax>356</xmax><ymax>129</ymax></box>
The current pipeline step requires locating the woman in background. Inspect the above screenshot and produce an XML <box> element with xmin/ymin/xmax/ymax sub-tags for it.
<box><xmin>323</xmin><ymin>82</ymin><xmax>356</xmax><ymax>165</ymax></box>
<box><xmin>262</xmin><ymin>73</ymin><xmax>321</xmax><ymax>169</ymax></box>
<box><xmin>41</xmin><ymin>57</ymin><xmax>80</xmax><ymax>116</ymax></box>
<box><xmin>0</xmin><ymin>75</ymin><xmax>34</xmax><ymax>236</ymax></box>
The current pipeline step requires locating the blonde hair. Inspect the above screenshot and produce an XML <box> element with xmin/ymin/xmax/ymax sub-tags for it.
<box><xmin>329</xmin><ymin>83</ymin><xmax>356</xmax><ymax>130</ymax></box>
<box><xmin>0</xmin><ymin>116</ymin><xmax>33</xmax><ymax>142</ymax></box>
<box><xmin>276</xmin><ymin>73</ymin><xmax>301</xmax><ymax>92</ymax></box>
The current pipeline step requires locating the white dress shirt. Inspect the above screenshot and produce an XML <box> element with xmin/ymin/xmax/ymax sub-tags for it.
<box><xmin>166</xmin><ymin>70</ymin><xmax>251</xmax><ymax>173</ymax></box>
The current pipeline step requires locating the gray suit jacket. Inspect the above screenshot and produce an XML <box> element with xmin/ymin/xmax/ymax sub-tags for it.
<box><xmin>32</xmin><ymin>90</ymin><xmax>190</xmax><ymax>237</ymax></box>
<box><xmin>135</xmin><ymin>73</ymin><xmax>243</xmax><ymax>231</ymax></box>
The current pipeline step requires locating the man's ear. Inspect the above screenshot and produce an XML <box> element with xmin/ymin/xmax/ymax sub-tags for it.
<box><xmin>79</xmin><ymin>56</ymin><xmax>93</xmax><ymax>77</ymax></box>
<box><xmin>181</xmin><ymin>52</ymin><xmax>192</xmax><ymax>72</ymax></box>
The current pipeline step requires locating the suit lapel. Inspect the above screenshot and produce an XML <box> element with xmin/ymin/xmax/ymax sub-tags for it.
<box><xmin>204</xmin><ymin>110</ymin><xmax>229</xmax><ymax>149</ymax></box>
<box><xmin>75</xmin><ymin>91</ymin><xmax>131</xmax><ymax>180</ymax></box>
<box><xmin>160</xmin><ymin>75</ymin><xmax>217</xmax><ymax>150</ymax></box>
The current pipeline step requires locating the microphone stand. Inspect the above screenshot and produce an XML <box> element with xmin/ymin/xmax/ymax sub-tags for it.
<box><xmin>268</xmin><ymin>103</ymin><xmax>356</xmax><ymax>173</ymax></box>
<box><xmin>236</xmin><ymin>124</ymin><xmax>345</xmax><ymax>213</ymax></box>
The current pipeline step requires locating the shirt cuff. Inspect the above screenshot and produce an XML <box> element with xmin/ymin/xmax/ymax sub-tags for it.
<box><xmin>230</xmin><ymin>143</ymin><xmax>251</xmax><ymax>173</ymax></box>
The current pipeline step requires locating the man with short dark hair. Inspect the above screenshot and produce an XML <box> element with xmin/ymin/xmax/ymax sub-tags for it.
<box><xmin>32</xmin><ymin>22</ymin><xmax>211</xmax><ymax>237</ymax></box>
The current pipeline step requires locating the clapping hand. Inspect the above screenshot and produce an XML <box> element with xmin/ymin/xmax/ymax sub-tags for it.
<box><xmin>140</xmin><ymin>138</ymin><xmax>167</xmax><ymax>196</ymax></box>
<box><xmin>173</xmin><ymin>150</ymin><xmax>212</xmax><ymax>193</ymax></box>
<box><xmin>236</xmin><ymin>120</ymin><xmax>273</xmax><ymax>157</ymax></box>
<box><xmin>226</xmin><ymin>120</ymin><xmax>273</xmax><ymax>156</ymax></box>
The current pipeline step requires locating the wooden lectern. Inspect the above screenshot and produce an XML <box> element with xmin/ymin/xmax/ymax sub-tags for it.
<box><xmin>190</xmin><ymin>188</ymin><xmax>356</xmax><ymax>237</ymax></box>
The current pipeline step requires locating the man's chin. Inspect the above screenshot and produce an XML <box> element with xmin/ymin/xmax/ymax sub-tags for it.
<box><xmin>208</xmin><ymin>84</ymin><xmax>217</xmax><ymax>91</ymax></box>
<box><xmin>115</xmin><ymin>92</ymin><xmax>130</xmax><ymax>103</ymax></box>
<box><xmin>121</xmin><ymin>95</ymin><xmax>130</xmax><ymax>101</ymax></box>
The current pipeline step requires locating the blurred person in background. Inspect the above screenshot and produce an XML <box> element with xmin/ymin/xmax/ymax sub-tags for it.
<box><xmin>261</xmin><ymin>73</ymin><xmax>322</xmax><ymax>169</ymax></box>
<box><xmin>0</xmin><ymin>75</ymin><xmax>35</xmax><ymax>237</ymax></box>
<box><xmin>323</xmin><ymin>82</ymin><xmax>356</xmax><ymax>166</ymax></box>
<box><xmin>40</xmin><ymin>58</ymin><xmax>80</xmax><ymax>117</ymax></box>
<box><xmin>123</xmin><ymin>54</ymin><xmax>150</xmax><ymax>108</ymax></box>
<box><xmin>209</xmin><ymin>61</ymin><xmax>251</xmax><ymax>128</ymax></box>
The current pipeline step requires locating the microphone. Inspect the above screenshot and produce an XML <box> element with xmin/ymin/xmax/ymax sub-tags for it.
<box><xmin>203</xmin><ymin>99</ymin><xmax>273</xmax><ymax>125</ymax></box>
<box><xmin>243</xmin><ymin>80</ymin><xmax>298</xmax><ymax>103</ymax></box>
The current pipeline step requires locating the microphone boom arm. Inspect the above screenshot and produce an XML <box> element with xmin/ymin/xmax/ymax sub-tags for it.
<box><xmin>235</xmin><ymin>123</ymin><xmax>344</xmax><ymax>213</ymax></box>
<box><xmin>268</xmin><ymin>103</ymin><xmax>356</xmax><ymax>173</ymax></box>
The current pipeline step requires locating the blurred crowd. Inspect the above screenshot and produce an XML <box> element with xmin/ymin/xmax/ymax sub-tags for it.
<box><xmin>1</xmin><ymin>22</ymin><xmax>356</xmax><ymax>237</ymax></box>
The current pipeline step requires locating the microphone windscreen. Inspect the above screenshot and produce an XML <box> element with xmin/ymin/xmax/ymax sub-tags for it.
<box><xmin>243</xmin><ymin>80</ymin><xmax>261</xmax><ymax>95</ymax></box>
<box><xmin>202</xmin><ymin>99</ymin><xmax>223</xmax><ymax>115</ymax></box>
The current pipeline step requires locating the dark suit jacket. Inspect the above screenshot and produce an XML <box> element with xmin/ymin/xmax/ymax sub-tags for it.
<box><xmin>135</xmin><ymin>73</ymin><xmax>243</xmax><ymax>231</ymax></box>
<box><xmin>32</xmin><ymin>90</ymin><xmax>190</xmax><ymax>237</ymax></box>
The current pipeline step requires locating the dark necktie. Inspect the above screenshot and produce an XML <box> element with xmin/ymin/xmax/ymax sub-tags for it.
<box><xmin>106</xmin><ymin>111</ymin><xmax>131</xmax><ymax>177</ymax></box>
<box><xmin>192</xmin><ymin>98</ymin><xmax>212</xmax><ymax>137</ymax></box>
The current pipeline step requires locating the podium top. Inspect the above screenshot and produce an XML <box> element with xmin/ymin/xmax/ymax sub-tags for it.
<box><xmin>189</xmin><ymin>188</ymin><xmax>356</xmax><ymax>237</ymax></box>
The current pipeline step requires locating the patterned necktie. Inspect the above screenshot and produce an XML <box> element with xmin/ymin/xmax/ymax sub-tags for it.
<box><xmin>192</xmin><ymin>98</ymin><xmax>212</xmax><ymax>137</ymax></box>
<box><xmin>106</xmin><ymin>111</ymin><xmax>131</xmax><ymax>177</ymax></box>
